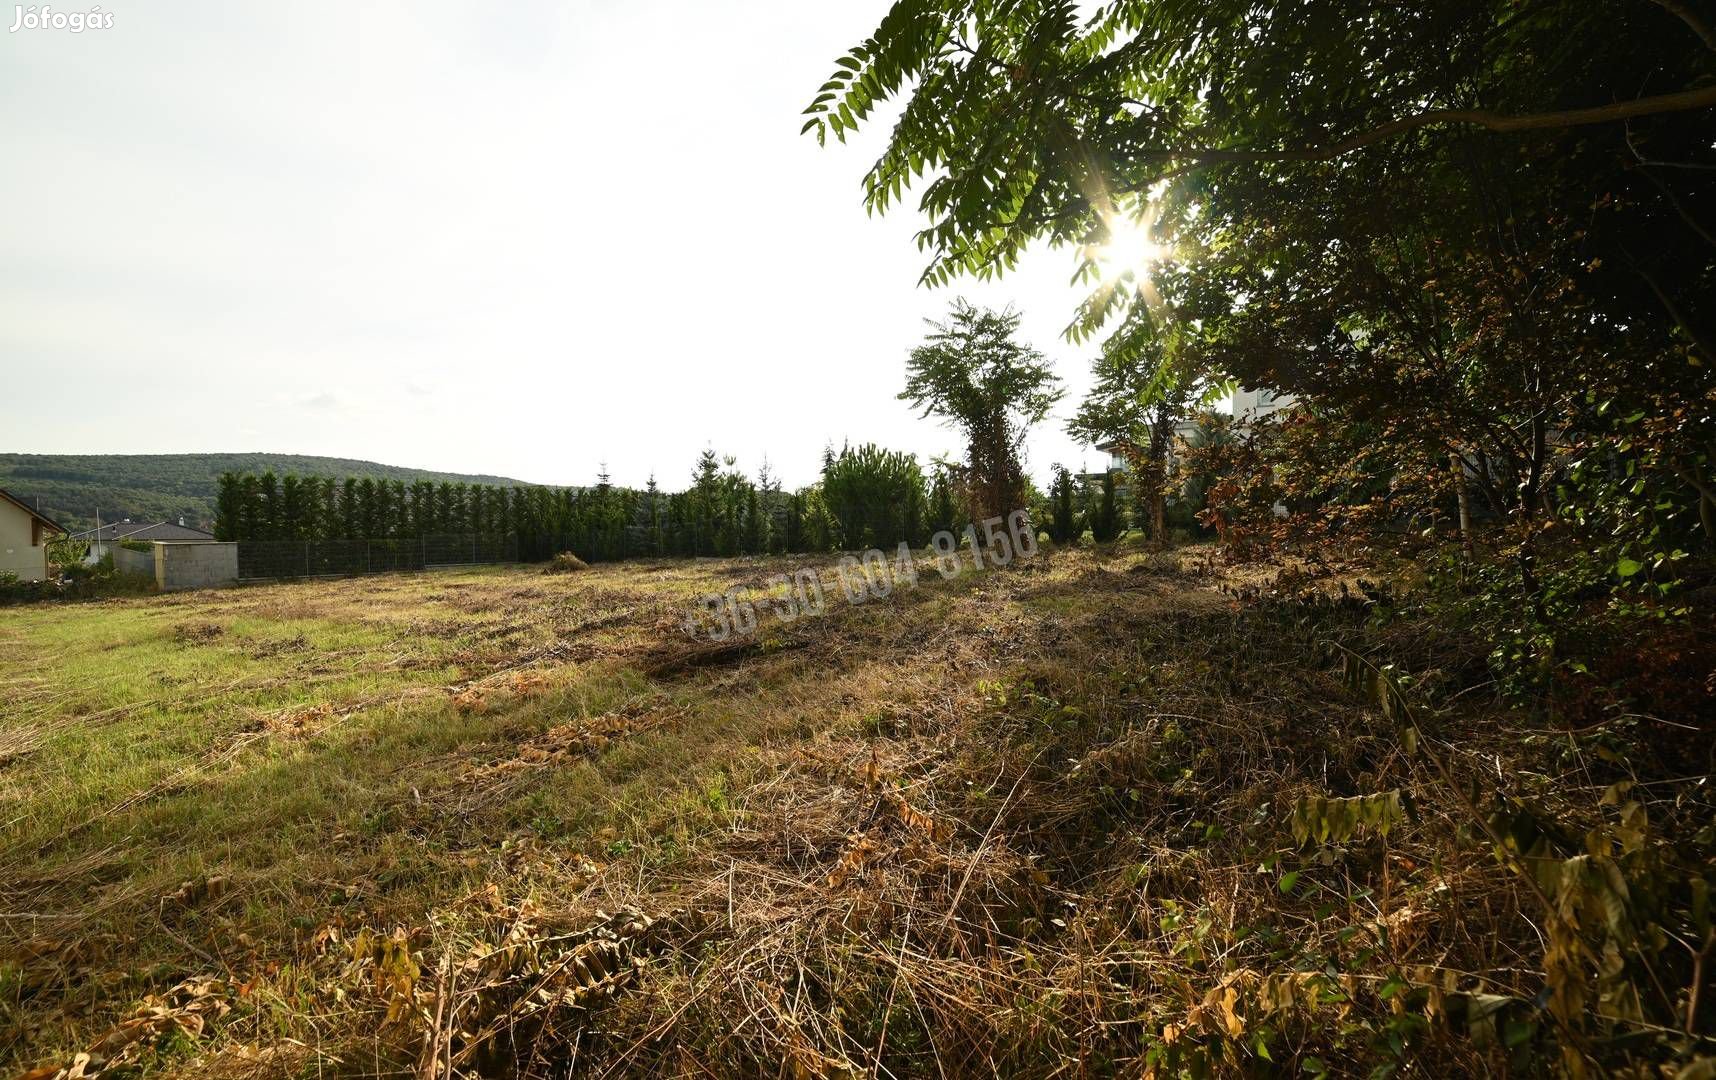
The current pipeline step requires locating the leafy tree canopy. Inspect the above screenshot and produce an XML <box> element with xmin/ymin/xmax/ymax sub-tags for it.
<box><xmin>807</xmin><ymin>0</ymin><xmax>1714</xmax><ymax>377</ymax></box>
<box><xmin>901</xmin><ymin>300</ymin><xmax>1063</xmax><ymax>519</ymax></box>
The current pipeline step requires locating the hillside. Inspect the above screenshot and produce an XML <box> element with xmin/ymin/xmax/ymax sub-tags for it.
<box><xmin>0</xmin><ymin>453</ymin><xmax>536</xmax><ymax>533</ymax></box>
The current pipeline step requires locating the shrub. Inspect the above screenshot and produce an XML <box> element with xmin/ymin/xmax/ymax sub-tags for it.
<box><xmin>820</xmin><ymin>444</ymin><xmax>927</xmax><ymax>549</ymax></box>
<box><xmin>0</xmin><ymin>562</ymin><xmax>155</xmax><ymax>606</ymax></box>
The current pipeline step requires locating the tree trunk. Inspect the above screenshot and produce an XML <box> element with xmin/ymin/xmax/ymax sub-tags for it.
<box><xmin>1451</xmin><ymin>451</ymin><xmax>1474</xmax><ymax>557</ymax></box>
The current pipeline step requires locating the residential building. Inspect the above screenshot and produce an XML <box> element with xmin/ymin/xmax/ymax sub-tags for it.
<box><xmin>0</xmin><ymin>488</ymin><xmax>67</xmax><ymax>582</ymax></box>
<box><xmin>1094</xmin><ymin>387</ymin><xmax>1298</xmax><ymax>476</ymax></box>
<box><xmin>73</xmin><ymin>519</ymin><xmax>217</xmax><ymax>564</ymax></box>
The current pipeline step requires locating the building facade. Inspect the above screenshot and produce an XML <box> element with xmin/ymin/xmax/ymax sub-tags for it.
<box><xmin>0</xmin><ymin>489</ymin><xmax>66</xmax><ymax>582</ymax></box>
<box><xmin>1095</xmin><ymin>387</ymin><xmax>1298</xmax><ymax>475</ymax></box>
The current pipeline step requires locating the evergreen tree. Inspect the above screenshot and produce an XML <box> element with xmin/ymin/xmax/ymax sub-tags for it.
<box><xmin>257</xmin><ymin>472</ymin><xmax>282</xmax><ymax>540</ymax></box>
<box><xmin>340</xmin><ymin>478</ymin><xmax>359</xmax><ymax>541</ymax></box>
<box><xmin>784</xmin><ymin>492</ymin><xmax>805</xmax><ymax>553</ymax></box>
<box><xmin>214</xmin><ymin>472</ymin><xmax>243</xmax><ymax>541</ymax></box>
<box><xmin>926</xmin><ymin>466</ymin><xmax>959</xmax><ymax>539</ymax></box>
<box><xmin>755</xmin><ymin>460</ymin><xmax>781</xmax><ymax>554</ymax></box>
<box><xmin>1089</xmin><ymin>470</ymin><xmax>1123</xmax><ymax>543</ymax></box>
<box><xmin>356</xmin><ymin>478</ymin><xmax>378</xmax><ymax>539</ymax></box>
<box><xmin>510</xmin><ymin>487</ymin><xmax>532</xmax><ymax>552</ymax></box>
<box><xmin>644</xmin><ymin>474</ymin><xmax>664</xmax><ymax>556</ymax></box>
<box><xmin>821</xmin><ymin>443</ymin><xmax>928</xmax><ymax>549</ymax></box>
<box><xmin>1048</xmin><ymin>466</ymin><xmax>1083</xmax><ymax>545</ymax></box>
<box><xmin>389</xmin><ymin>481</ymin><xmax>409</xmax><ymax>539</ymax></box>
<box><xmin>281</xmin><ymin>475</ymin><xmax>306</xmax><ymax>541</ymax></box>
<box><xmin>371</xmin><ymin>479</ymin><xmax>393</xmax><ymax>540</ymax></box>
<box><xmin>239</xmin><ymin>475</ymin><xmax>262</xmax><ymax>542</ymax></box>
<box><xmin>452</xmin><ymin>483</ymin><xmax>472</xmax><ymax>535</ymax></box>
<box><xmin>691</xmin><ymin>448</ymin><xmax>722</xmax><ymax>556</ymax></box>
<box><xmin>743</xmin><ymin>485</ymin><xmax>763</xmax><ymax>555</ymax></box>
<box><xmin>318</xmin><ymin>478</ymin><xmax>340</xmax><ymax>542</ymax></box>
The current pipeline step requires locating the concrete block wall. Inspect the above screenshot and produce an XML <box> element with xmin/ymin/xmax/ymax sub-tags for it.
<box><xmin>154</xmin><ymin>541</ymin><xmax>239</xmax><ymax>592</ymax></box>
<box><xmin>109</xmin><ymin>545</ymin><xmax>158</xmax><ymax>580</ymax></box>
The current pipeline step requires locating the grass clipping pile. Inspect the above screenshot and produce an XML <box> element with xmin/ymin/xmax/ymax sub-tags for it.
<box><xmin>17</xmin><ymin>559</ymin><xmax>1715</xmax><ymax>1078</ymax></box>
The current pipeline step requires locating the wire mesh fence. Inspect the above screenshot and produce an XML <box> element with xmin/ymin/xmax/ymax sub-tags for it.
<box><xmin>236</xmin><ymin>534</ymin><xmax>520</xmax><ymax>581</ymax></box>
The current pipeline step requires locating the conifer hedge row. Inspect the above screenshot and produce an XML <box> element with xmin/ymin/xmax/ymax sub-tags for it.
<box><xmin>214</xmin><ymin>444</ymin><xmax>971</xmax><ymax>564</ymax></box>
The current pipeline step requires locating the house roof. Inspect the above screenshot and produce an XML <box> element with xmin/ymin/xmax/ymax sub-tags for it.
<box><xmin>74</xmin><ymin>520</ymin><xmax>216</xmax><ymax>542</ymax></box>
<box><xmin>0</xmin><ymin>487</ymin><xmax>66</xmax><ymax>535</ymax></box>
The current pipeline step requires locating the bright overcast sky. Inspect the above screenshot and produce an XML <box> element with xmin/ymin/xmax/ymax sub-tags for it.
<box><xmin>1</xmin><ymin>0</ymin><xmax>1107</xmax><ymax>490</ymax></box>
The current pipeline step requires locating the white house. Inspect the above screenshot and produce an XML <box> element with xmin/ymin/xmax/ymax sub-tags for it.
<box><xmin>1096</xmin><ymin>387</ymin><xmax>1298</xmax><ymax>473</ymax></box>
<box><xmin>0</xmin><ymin>487</ymin><xmax>66</xmax><ymax>582</ymax></box>
<box><xmin>1231</xmin><ymin>386</ymin><xmax>1294</xmax><ymax>423</ymax></box>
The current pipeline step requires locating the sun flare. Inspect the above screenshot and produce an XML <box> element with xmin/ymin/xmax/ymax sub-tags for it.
<box><xmin>1092</xmin><ymin>212</ymin><xmax>1169</xmax><ymax>288</ymax></box>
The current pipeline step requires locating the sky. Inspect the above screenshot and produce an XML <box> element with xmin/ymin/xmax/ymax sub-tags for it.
<box><xmin>0</xmin><ymin>0</ymin><xmax>1111</xmax><ymax>490</ymax></box>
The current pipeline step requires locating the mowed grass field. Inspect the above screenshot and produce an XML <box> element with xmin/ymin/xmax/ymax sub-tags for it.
<box><xmin>3</xmin><ymin>544</ymin><xmax>1705</xmax><ymax>1077</ymax></box>
<box><xmin>6</xmin><ymin>547</ymin><xmax>1161</xmax><ymax>1076</ymax></box>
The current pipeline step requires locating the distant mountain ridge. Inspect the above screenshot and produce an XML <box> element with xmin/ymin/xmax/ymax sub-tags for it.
<box><xmin>0</xmin><ymin>453</ymin><xmax>539</xmax><ymax>533</ymax></box>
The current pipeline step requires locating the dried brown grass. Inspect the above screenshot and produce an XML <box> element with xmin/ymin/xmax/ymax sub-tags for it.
<box><xmin>5</xmin><ymin>545</ymin><xmax>1711</xmax><ymax>1078</ymax></box>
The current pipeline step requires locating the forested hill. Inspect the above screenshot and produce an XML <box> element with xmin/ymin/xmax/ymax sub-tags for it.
<box><xmin>0</xmin><ymin>454</ymin><xmax>536</xmax><ymax>533</ymax></box>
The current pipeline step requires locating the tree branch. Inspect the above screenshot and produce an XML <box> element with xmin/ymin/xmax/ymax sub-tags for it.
<box><xmin>1136</xmin><ymin>85</ymin><xmax>1716</xmax><ymax>167</ymax></box>
<box><xmin>1628</xmin><ymin>251</ymin><xmax>1716</xmax><ymax>364</ymax></box>
<box><xmin>1650</xmin><ymin>0</ymin><xmax>1716</xmax><ymax>52</ymax></box>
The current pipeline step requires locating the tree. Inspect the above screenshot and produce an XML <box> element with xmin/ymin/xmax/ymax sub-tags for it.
<box><xmin>805</xmin><ymin>0</ymin><xmax>1712</xmax><ymax>353</ymax></box>
<box><xmin>644</xmin><ymin>474</ymin><xmax>664</xmax><ymax>557</ymax></box>
<box><xmin>280</xmin><ymin>475</ymin><xmax>307</xmax><ymax>541</ymax></box>
<box><xmin>371</xmin><ymin>479</ymin><xmax>394</xmax><ymax>540</ymax></box>
<box><xmin>238</xmin><ymin>474</ymin><xmax>262</xmax><ymax>542</ymax></box>
<box><xmin>690</xmin><ymin>448</ymin><xmax>722</xmax><ymax>556</ymax></box>
<box><xmin>784</xmin><ymin>492</ymin><xmax>806</xmax><ymax>553</ymax></box>
<box><xmin>214</xmin><ymin>473</ymin><xmax>243</xmax><ymax>542</ymax></box>
<box><xmin>821</xmin><ymin>443</ymin><xmax>928</xmax><ymax>549</ymax></box>
<box><xmin>813</xmin><ymin>0</ymin><xmax>1716</xmax><ymax>676</ymax></box>
<box><xmin>900</xmin><ymin>300</ymin><xmax>1063</xmax><ymax>523</ymax></box>
<box><xmin>1046</xmin><ymin>465</ymin><xmax>1082</xmax><ymax>545</ymax></box>
<box><xmin>926</xmin><ymin>464</ymin><xmax>960</xmax><ymax>538</ymax></box>
<box><xmin>317</xmin><ymin>479</ymin><xmax>340</xmax><ymax>542</ymax></box>
<box><xmin>1070</xmin><ymin>315</ymin><xmax>1201</xmax><ymax>545</ymax></box>
<box><xmin>257</xmin><ymin>472</ymin><xmax>282</xmax><ymax>540</ymax></box>
<box><xmin>1089</xmin><ymin>470</ymin><xmax>1123</xmax><ymax>543</ymax></box>
<box><xmin>756</xmin><ymin>459</ymin><xmax>785</xmax><ymax>554</ymax></box>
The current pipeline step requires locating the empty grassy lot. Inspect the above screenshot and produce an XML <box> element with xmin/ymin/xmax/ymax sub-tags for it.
<box><xmin>2</xmin><ymin>545</ymin><xmax>1709</xmax><ymax>1077</ymax></box>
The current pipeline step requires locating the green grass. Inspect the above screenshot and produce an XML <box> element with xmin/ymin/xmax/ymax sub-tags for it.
<box><xmin>4</xmin><ymin>545</ymin><xmax>1706</xmax><ymax>1078</ymax></box>
<box><xmin>2</xmin><ymin>552</ymin><xmax>1010</xmax><ymax>1069</ymax></box>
